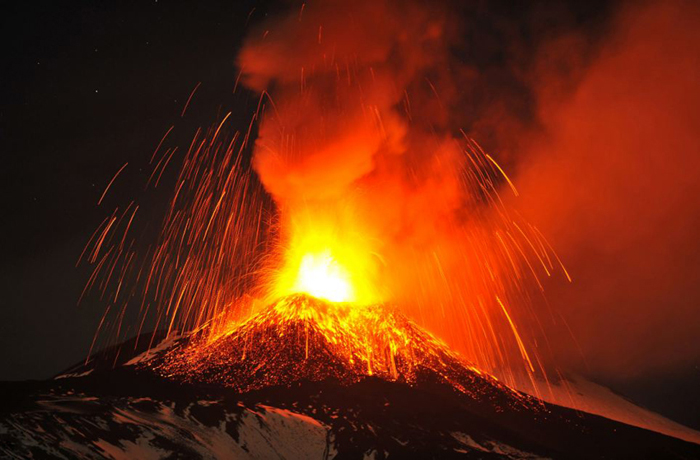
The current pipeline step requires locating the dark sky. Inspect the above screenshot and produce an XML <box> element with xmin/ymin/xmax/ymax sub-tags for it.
<box><xmin>1</xmin><ymin>0</ymin><xmax>260</xmax><ymax>380</ymax></box>
<box><xmin>2</xmin><ymin>0</ymin><xmax>699</xmax><ymax>431</ymax></box>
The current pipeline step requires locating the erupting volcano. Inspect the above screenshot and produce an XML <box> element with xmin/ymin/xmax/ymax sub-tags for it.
<box><xmin>4</xmin><ymin>0</ymin><xmax>700</xmax><ymax>458</ymax></box>
<box><xmin>144</xmin><ymin>242</ymin><xmax>537</xmax><ymax>403</ymax></box>
<box><xmin>69</xmin><ymin>0</ymin><xmax>575</xmax><ymax>392</ymax></box>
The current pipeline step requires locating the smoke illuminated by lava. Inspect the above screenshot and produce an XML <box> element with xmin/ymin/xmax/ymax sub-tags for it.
<box><xmin>513</xmin><ymin>0</ymin><xmax>700</xmax><ymax>379</ymax></box>
<box><xmin>236</xmin><ymin>0</ymin><xmax>568</xmax><ymax>383</ymax></box>
<box><xmin>80</xmin><ymin>0</ymin><xmax>573</xmax><ymax>390</ymax></box>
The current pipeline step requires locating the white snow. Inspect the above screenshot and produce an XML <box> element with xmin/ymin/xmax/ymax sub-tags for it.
<box><xmin>1</xmin><ymin>397</ymin><xmax>337</xmax><ymax>460</ymax></box>
<box><xmin>510</xmin><ymin>372</ymin><xmax>700</xmax><ymax>445</ymax></box>
<box><xmin>94</xmin><ymin>432</ymin><xmax>167</xmax><ymax>460</ymax></box>
<box><xmin>124</xmin><ymin>334</ymin><xmax>183</xmax><ymax>366</ymax></box>
<box><xmin>55</xmin><ymin>369</ymin><xmax>93</xmax><ymax>379</ymax></box>
<box><xmin>451</xmin><ymin>432</ymin><xmax>548</xmax><ymax>459</ymax></box>
<box><xmin>236</xmin><ymin>405</ymin><xmax>333</xmax><ymax>459</ymax></box>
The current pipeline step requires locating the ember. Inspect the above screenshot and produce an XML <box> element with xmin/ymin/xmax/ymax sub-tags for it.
<box><xmin>151</xmin><ymin>293</ymin><xmax>532</xmax><ymax>409</ymax></box>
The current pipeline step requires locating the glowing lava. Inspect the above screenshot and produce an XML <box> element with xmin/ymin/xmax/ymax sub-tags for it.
<box><xmin>292</xmin><ymin>251</ymin><xmax>353</xmax><ymax>302</ymax></box>
<box><xmin>151</xmin><ymin>293</ymin><xmax>534</xmax><ymax>406</ymax></box>
<box><xmin>269</xmin><ymin>215</ymin><xmax>383</xmax><ymax>306</ymax></box>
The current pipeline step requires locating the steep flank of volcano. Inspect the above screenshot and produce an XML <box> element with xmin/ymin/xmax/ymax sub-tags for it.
<box><xmin>147</xmin><ymin>294</ymin><xmax>533</xmax><ymax>408</ymax></box>
<box><xmin>33</xmin><ymin>298</ymin><xmax>700</xmax><ymax>458</ymax></box>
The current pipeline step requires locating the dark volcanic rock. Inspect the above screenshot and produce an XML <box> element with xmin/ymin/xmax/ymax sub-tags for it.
<box><xmin>2</xmin><ymin>295</ymin><xmax>699</xmax><ymax>459</ymax></box>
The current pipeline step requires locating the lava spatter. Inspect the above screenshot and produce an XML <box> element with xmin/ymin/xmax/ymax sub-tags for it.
<box><xmin>148</xmin><ymin>294</ymin><xmax>533</xmax><ymax>411</ymax></box>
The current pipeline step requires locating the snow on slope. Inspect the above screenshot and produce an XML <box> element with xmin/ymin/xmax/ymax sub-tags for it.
<box><xmin>0</xmin><ymin>396</ymin><xmax>335</xmax><ymax>460</ymax></box>
<box><xmin>512</xmin><ymin>373</ymin><xmax>700</xmax><ymax>445</ymax></box>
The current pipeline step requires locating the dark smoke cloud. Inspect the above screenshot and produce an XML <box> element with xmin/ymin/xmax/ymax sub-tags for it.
<box><xmin>515</xmin><ymin>0</ymin><xmax>700</xmax><ymax>380</ymax></box>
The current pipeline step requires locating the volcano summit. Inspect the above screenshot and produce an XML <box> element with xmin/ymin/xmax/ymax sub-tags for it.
<box><xmin>147</xmin><ymin>294</ymin><xmax>525</xmax><ymax>401</ymax></box>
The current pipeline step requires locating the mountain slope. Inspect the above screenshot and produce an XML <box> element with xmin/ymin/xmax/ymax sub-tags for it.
<box><xmin>2</xmin><ymin>294</ymin><xmax>700</xmax><ymax>459</ymax></box>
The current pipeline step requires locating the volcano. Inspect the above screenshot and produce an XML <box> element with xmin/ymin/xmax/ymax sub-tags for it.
<box><xmin>2</xmin><ymin>295</ymin><xmax>699</xmax><ymax>459</ymax></box>
<box><xmin>147</xmin><ymin>294</ymin><xmax>528</xmax><ymax>403</ymax></box>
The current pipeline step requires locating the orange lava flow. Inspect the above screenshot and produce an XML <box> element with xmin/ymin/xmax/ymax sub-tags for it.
<box><xmin>153</xmin><ymin>294</ymin><xmax>536</xmax><ymax>408</ymax></box>
<box><xmin>229</xmin><ymin>294</ymin><xmax>444</xmax><ymax>379</ymax></box>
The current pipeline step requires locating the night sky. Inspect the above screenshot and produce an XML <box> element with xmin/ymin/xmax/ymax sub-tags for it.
<box><xmin>2</xmin><ymin>0</ymin><xmax>259</xmax><ymax>381</ymax></box>
<box><xmin>2</xmin><ymin>0</ymin><xmax>699</xmax><ymax>431</ymax></box>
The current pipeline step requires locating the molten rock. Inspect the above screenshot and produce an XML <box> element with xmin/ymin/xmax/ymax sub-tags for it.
<box><xmin>149</xmin><ymin>294</ymin><xmax>529</xmax><ymax>408</ymax></box>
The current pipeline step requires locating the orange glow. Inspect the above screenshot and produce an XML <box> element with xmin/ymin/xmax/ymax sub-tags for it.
<box><xmin>269</xmin><ymin>213</ymin><xmax>383</xmax><ymax>305</ymax></box>
<box><xmin>291</xmin><ymin>251</ymin><xmax>354</xmax><ymax>302</ymax></box>
<box><xmin>155</xmin><ymin>294</ymin><xmax>534</xmax><ymax>403</ymax></box>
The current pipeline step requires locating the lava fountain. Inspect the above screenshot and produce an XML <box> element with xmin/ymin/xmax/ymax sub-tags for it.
<box><xmin>80</xmin><ymin>0</ymin><xmax>569</xmax><ymax>391</ymax></box>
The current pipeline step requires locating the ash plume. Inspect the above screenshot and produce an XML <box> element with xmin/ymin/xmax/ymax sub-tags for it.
<box><xmin>515</xmin><ymin>0</ymin><xmax>700</xmax><ymax>380</ymax></box>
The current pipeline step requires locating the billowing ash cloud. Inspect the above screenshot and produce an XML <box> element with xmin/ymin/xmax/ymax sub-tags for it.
<box><xmin>515</xmin><ymin>0</ymin><xmax>700</xmax><ymax>379</ymax></box>
<box><xmin>237</xmin><ymin>0</ymin><xmax>460</xmax><ymax>206</ymax></box>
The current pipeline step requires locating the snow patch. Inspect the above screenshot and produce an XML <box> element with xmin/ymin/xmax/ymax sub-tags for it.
<box><xmin>451</xmin><ymin>432</ymin><xmax>547</xmax><ymax>459</ymax></box>
<box><xmin>55</xmin><ymin>369</ymin><xmax>93</xmax><ymax>379</ymax></box>
<box><xmin>124</xmin><ymin>334</ymin><xmax>183</xmax><ymax>366</ymax></box>
<box><xmin>511</xmin><ymin>373</ymin><xmax>700</xmax><ymax>445</ymax></box>
<box><xmin>236</xmin><ymin>405</ymin><xmax>333</xmax><ymax>459</ymax></box>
